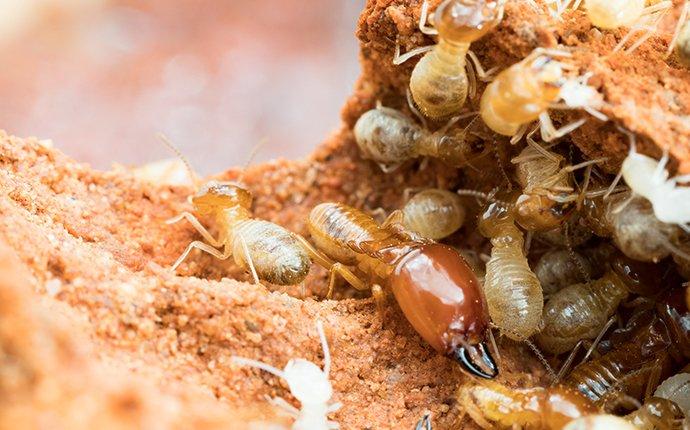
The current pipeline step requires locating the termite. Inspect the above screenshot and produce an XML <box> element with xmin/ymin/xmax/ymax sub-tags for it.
<box><xmin>396</xmin><ymin>188</ymin><xmax>466</xmax><ymax>240</ymax></box>
<box><xmin>479</xmin><ymin>48</ymin><xmax>607</xmax><ymax>143</ymax></box>
<box><xmin>161</xmin><ymin>136</ymin><xmax>312</xmax><ymax>285</ymax></box>
<box><xmin>584</xmin><ymin>190</ymin><xmax>685</xmax><ymax>263</ymax></box>
<box><xmin>653</xmin><ymin>371</ymin><xmax>690</xmax><ymax>417</ymax></box>
<box><xmin>556</xmin><ymin>0</ymin><xmax>672</xmax><ymax>54</ymax></box>
<box><xmin>353</xmin><ymin>105</ymin><xmax>481</xmax><ymax>170</ymax></box>
<box><xmin>304</xmin><ymin>202</ymin><xmax>498</xmax><ymax>378</ymax></box>
<box><xmin>625</xmin><ymin>397</ymin><xmax>687</xmax><ymax>430</ymax></box>
<box><xmin>511</xmin><ymin>138</ymin><xmax>606</xmax><ymax>231</ymax></box>
<box><xmin>563</xmin><ymin>288</ymin><xmax>690</xmax><ymax>407</ymax></box>
<box><xmin>396</xmin><ymin>0</ymin><xmax>504</xmax><ymax>121</ymax></box>
<box><xmin>536</xmin><ymin>253</ymin><xmax>666</xmax><ymax>357</ymax></box>
<box><xmin>478</xmin><ymin>199</ymin><xmax>543</xmax><ymax>341</ymax></box>
<box><xmin>563</xmin><ymin>414</ymin><xmax>638</xmax><ymax>430</ymax></box>
<box><xmin>231</xmin><ymin>321</ymin><xmax>341</xmax><ymax>430</ymax></box>
<box><xmin>458</xmin><ymin>380</ymin><xmax>598</xmax><ymax>430</ymax></box>
<box><xmin>617</xmin><ymin>129</ymin><xmax>690</xmax><ymax>232</ymax></box>
<box><xmin>535</xmin><ymin>248</ymin><xmax>594</xmax><ymax>296</ymax></box>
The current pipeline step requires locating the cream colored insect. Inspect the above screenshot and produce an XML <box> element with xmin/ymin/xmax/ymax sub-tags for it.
<box><xmin>478</xmin><ymin>200</ymin><xmax>543</xmax><ymax>341</ymax></box>
<box><xmin>353</xmin><ymin>105</ymin><xmax>480</xmax><ymax>171</ymax></box>
<box><xmin>535</xmin><ymin>248</ymin><xmax>594</xmax><ymax>296</ymax></box>
<box><xmin>654</xmin><ymin>372</ymin><xmax>690</xmax><ymax>417</ymax></box>
<box><xmin>480</xmin><ymin>48</ymin><xmax>607</xmax><ymax>144</ymax></box>
<box><xmin>555</xmin><ymin>0</ymin><xmax>672</xmax><ymax>54</ymax></box>
<box><xmin>394</xmin><ymin>188</ymin><xmax>466</xmax><ymax>240</ymax></box>
<box><xmin>161</xmin><ymin>136</ymin><xmax>312</xmax><ymax>285</ymax></box>
<box><xmin>563</xmin><ymin>415</ymin><xmax>638</xmax><ymax>430</ymax></box>
<box><xmin>393</xmin><ymin>0</ymin><xmax>505</xmax><ymax>120</ymax></box>
<box><xmin>232</xmin><ymin>321</ymin><xmax>341</xmax><ymax>430</ymax></box>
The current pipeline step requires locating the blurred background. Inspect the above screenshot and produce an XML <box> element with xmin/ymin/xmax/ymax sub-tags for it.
<box><xmin>0</xmin><ymin>0</ymin><xmax>362</xmax><ymax>174</ymax></box>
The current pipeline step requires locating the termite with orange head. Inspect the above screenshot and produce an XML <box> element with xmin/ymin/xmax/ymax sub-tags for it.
<box><xmin>160</xmin><ymin>135</ymin><xmax>312</xmax><ymax>286</ymax></box>
<box><xmin>301</xmin><ymin>202</ymin><xmax>498</xmax><ymax>379</ymax></box>
<box><xmin>480</xmin><ymin>47</ymin><xmax>608</xmax><ymax>144</ymax></box>
<box><xmin>394</xmin><ymin>0</ymin><xmax>506</xmax><ymax>121</ymax></box>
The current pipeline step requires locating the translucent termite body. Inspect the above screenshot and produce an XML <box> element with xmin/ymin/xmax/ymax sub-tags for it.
<box><xmin>399</xmin><ymin>189</ymin><xmax>466</xmax><ymax>240</ymax></box>
<box><xmin>563</xmin><ymin>288</ymin><xmax>690</xmax><ymax>406</ymax></box>
<box><xmin>480</xmin><ymin>49</ymin><xmax>605</xmax><ymax>143</ymax></box>
<box><xmin>306</xmin><ymin>202</ymin><xmax>497</xmax><ymax>379</ymax></box>
<box><xmin>584</xmin><ymin>191</ymin><xmax>684</xmax><ymax>262</ymax></box>
<box><xmin>168</xmin><ymin>181</ymin><xmax>311</xmax><ymax>285</ymax></box>
<box><xmin>459</xmin><ymin>380</ymin><xmax>598</xmax><ymax>430</ymax></box>
<box><xmin>478</xmin><ymin>200</ymin><xmax>543</xmax><ymax>341</ymax></box>
<box><xmin>536</xmin><ymin>254</ymin><xmax>665</xmax><ymax>355</ymax></box>
<box><xmin>625</xmin><ymin>396</ymin><xmax>687</xmax><ymax>430</ymax></box>
<box><xmin>231</xmin><ymin>321</ymin><xmax>341</xmax><ymax>430</ymax></box>
<box><xmin>535</xmin><ymin>249</ymin><xmax>593</xmax><ymax>296</ymax></box>
<box><xmin>408</xmin><ymin>0</ymin><xmax>502</xmax><ymax>120</ymax></box>
<box><xmin>654</xmin><ymin>372</ymin><xmax>690</xmax><ymax>417</ymax></box>
<box><xmin>563</xmin><ymin>414</ymin><xmax>638</xmax><ymax>430</ymax></box>
<box><xmin>353</xmin><ymin>106</ymin><xmax>478</xmax><ymax>168</ymax></box>
<box><xmin>511</xmin><ymin>141</ymin><xmax>597</xmax><ymax>231</ymax></box>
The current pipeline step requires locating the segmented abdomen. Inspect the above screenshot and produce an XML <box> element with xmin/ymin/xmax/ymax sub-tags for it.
<box><xmin>483</xmin><ymin>229</ymin><xmax>543</xmax><ymax>341</ymax></box>
<box><xmin>308</xmin><ymin>203</ymin><xmax>391</xmax><ymax>265</ymax></box>
<box><xmin>231</xmin><ymin>219</ymin><xmax>310</xmax><ymax>285</ymax></box>
<box><xmin>353</xmin><ymin>108</ymin><xmax>420</xmax><ymax>164</ymax></box>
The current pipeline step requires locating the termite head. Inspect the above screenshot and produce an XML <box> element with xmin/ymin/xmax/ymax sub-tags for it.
<box><xmin>527</xmin><ymin>55</ymin><xmax>564</xmax><ymax>103</ymax></box>
<box><xmin>514</xmin><ymin>193</ymin><xmax>575</xmax><ymax>231</ymax></box>
<box><xmin>477</xmin><ymin>200</ymin><xmax>513</xmax><ymax>238</ymax></box>
<box><xmin>192</xmin><ymin>181</ymin><xmax>253</xmax><ymax>215</ymax></box>
<box><xmin>389</xmin><ymin>243</ymin><xmax>497</xmax><ymax>379</ymax></box>
<box><xmin>434</xmin><ymin>0</ymin><xmax>502</xmax><ymax>44</ymax></box>
<box><xmin>283</xmin><ymin>358</ymin><xmax>333</xmax><ymax>405</ymax></box>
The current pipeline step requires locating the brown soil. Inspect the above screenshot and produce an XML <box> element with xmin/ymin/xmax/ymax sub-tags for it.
<box><xmin>2</xmin><ymin>1</ymin><xmax>689</xmax><ymax>429</ymax></box>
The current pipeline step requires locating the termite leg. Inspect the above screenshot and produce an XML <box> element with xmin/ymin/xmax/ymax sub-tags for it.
<box><xmin>171</xmin><ymin>241</ymin><xmax>231</xmax><ymax>271</ymax></box>
<box><xmin>580</xmin><ymin>316</ymin><xmax>615</xmax><ymax>364</ymax></box>
<box><xmin>393</xmin><ymin>42</ymin><xmax>435</xmax><ymax>66</ymax></box>
<box><xmin>372</xmin><ymin>284</ymin><xmax>387</xmax><ymax>323</ymax></box>
<box><xmin>418</xmin><ymin>0</ymin><xmax>438</xmax><ymax>35</ymax></box>
<box><xmin>238</xmin><ymin>234</ymin><xmax>260</xmax><ymax>285</ymax></box>
<box><xmin>167</xmin><ymin>211</ymin><xmax>223</xmax><ymax>247</ymax></box>
<box><xmin>381</xmin><ymin>210</ymin><xmax>429</xmax><ymax>242</ymax></box>
<box><xmin>267</xmin><ymin>396</ymin><xmax>300</xmax><ymax>418</ymax></box>
<box><xmin>294</xmin><ymin>236</ymin><xmax>368</xmax><ymax>298</ymax></box>
<box><xmin>555</xmin><ymin>340</ymin><xmax>583</xmax><ymax>383</ymax></box>
<box><xmin>539</xmin><ymin>111</ymin><xmax>586</xmax><ymax>142</ymax></box>
<box><xmin>467</xmin><ymin>50</ymin><xmax>498</xmax><ymax>82</ymax></box>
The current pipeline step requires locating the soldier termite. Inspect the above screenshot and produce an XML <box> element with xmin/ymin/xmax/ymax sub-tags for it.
<box><xmin>394</xmin><ymin>0</ymin><xmax>505</xmax><ymax>121</ymax></box>
<box><xmin>161</xmin><ymin>135</ymin><xmax>312</xmax><ymax>286</ymax></box>
<box><xmin>231</xmin><ymin>321</ymin><xmax>341</xmax><ymax>430</ymax></box>
<box><xmin>353</xmin><ymin>105</ymin><xmax>481</xmax><ymax>170</ymax></box>
<box><xmin>479</xmin><ymin>48</ymin><xmax>607</xmax><ymax>144</ymax></box>
<box><xmin>396</xmin><ymin>188</ymin><xmax>467</xmax><ymax>240</ymax></box>
<box><xmin>304</xmin><ymin>202</ymin><xmax>498</xmax><ymax>379</ymax></box>
<box><xmin>477</xmin><ymin>199</ymin><xmax>543</xmax><ymax>341</ymax></box>
<box><xmin>458</xmin><ymin>380</ymin><xmax>598</xmax><ymax>430</ymax></box>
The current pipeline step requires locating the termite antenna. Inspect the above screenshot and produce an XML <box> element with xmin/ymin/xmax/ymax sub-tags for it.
<box><xmin>237</xmin><ymin>138</ymin><xmax>267</xmax><ymax>185</ymax></box>
<box><xmin>157</xmin><ymin>132</ymin><xmax>200</xmax><ymax>187</ymax></box>
<box><xmin>456</xmin><ymin>188</ymin><xmax>513</xmax><ymax>208</ymax></box>
<box><xmin>523</xmin><ymin>338</ymin><xmax>558</xmax><ymax>382</ymax></box>
<box><xmin>316</xmin><ymin>320</ymin><xmax>331</xmax><ymax>376</ymax></box>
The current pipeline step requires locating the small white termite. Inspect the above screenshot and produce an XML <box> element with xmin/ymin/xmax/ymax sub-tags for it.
<box><xmin>614</xmin><ymin>129</ymin><xmax>690</xmax><ymax>232</ymax></box>
<box><xmin>232</xmin><ymin>321</ymin><xmax>341</xmax><ymax>430</ymax></box>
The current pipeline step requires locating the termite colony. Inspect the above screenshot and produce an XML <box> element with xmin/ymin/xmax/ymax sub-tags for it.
<box><xmin>160</xmin><ymin>0</ymin><xmax>690</xmax><ymax>428</ymax></box>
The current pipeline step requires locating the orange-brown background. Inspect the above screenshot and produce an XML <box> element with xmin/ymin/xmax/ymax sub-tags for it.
<box><xmin>0</xmin><ymin>0</ymin><xmax>362</xmax><ymax>174</ymax></box>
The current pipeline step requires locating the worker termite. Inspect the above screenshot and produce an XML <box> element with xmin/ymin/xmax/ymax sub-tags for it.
<box><xmin>625</xmin><ymin>397</ymin><xmax>687</xmax><ymax>430</ymax></box>
<box><xmin>584</xmin><ymin>190</ymin><xmax>686</xmax><ymax>263</ymax></box>
<box><xmin>353</xmin><ymin>105</ymin><xmax>481</xmax><ymax>170</ymax></box>
<box><xmin>654</xmin><ymin>371</ymin><xmax>690</xmax><ymax>417</ymax></box>
<box><xmin>535</xmin><ymin>248</ymin><xmax>594</xmax><ymax>296</ymax></box>
<box><xmin>478</xmin><ymin>199</ymin><xmax>543</xmax><ymax>341</ymax></box>
<box><xmin>556</xmin><ymin>0</ymin><xmax>672</xmax><ymax>54</ymax></box>
<box><xmin>459</xmin><ymin>380</ymin><xmax>598</xmax><ymax>430</ymax></box>
<box><xmin>618</xmin><ymin>130</ymin><xmax>690</xmax><ymax>232</ymax></box>
<box><xmin>396</xmin><ymin>188</ymin><xmax>466</xmax><ymax>240</ymax></box>
<box><xmin>563</xmin><ymin>414</ymin><xmax>638</xmax><ymax>430</ymax></box>
<box><xmin>231</xmin><ymin>321</ymin><xmax>341</xmax><ymax>430</ymax></box>
<box><xmin>563</xmin><ymin>288</ymin><xmax>690</xmax><ymax>407</ymax></box>
<box><xmin>536</xmin><ymin>253</ymin><xmax>666</xmax><ymax>357</ymax></box>
<box><xmin>305</xmin><ymin>202</ymin><xmax>498</xmax><ymax>378</ymax></box>
<box><xmin>511</xmin><ymin>138</ymin><xmax>606</xmax><ymax>231</ymax></box>
<box><xmin>479</xmin><ymin>48</ymin><xmax>607</xmax><ymax>143</ymax></box>
<box><xmin>394</xmin><ymin>0</ymin><xmax>505</xmax><ymax>121</ymax></box>
<box><xmin>161</xmin><ymin>136</ymin><xmax>312</xmax><ymax>285</ymax></box>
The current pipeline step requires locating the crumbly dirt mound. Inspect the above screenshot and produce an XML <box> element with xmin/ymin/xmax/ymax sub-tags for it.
<box><xmin>1</xmin><ymin>1</ymin><xmax>689</xmax><ymax>429</ymax></box>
